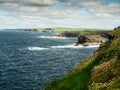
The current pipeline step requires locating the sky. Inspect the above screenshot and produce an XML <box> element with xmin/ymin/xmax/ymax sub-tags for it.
<box><xmin>0</xmin><ymin>0</ymin><xmax>120</xmax><ymax>29</ymax></box>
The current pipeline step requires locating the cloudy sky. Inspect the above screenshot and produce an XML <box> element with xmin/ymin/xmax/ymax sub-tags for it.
<box><xmin>0</xmin><ymin>0</ymin><xmax>120</xmax><ymax>29</ymax></box>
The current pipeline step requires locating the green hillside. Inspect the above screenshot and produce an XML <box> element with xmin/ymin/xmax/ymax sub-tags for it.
<box><xmin>51</xmin><ymin>28</ymin><xmax>107</xmax><ymax>32</ymax></box>
<box><xmin>43</xmin><ymin>27</ymin><xmax>120</xmax><ymax>90</ymax></box>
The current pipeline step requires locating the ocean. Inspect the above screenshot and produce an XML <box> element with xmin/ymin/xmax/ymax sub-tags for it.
<box><xmin>0</xmin><ymin>30</ymin><xmax>99</xmax><ymax>90</ymax></box>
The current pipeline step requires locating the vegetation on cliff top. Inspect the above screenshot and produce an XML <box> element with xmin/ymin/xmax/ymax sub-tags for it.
<box><xmin>43</xmin><ymin>27</ymin><xmax>120</xmax><ymax>90</ymax></box>
<box><xmin>52</xmin><ymin>28</ymin><xmax>107</xmax><ymax>33</ymax></box>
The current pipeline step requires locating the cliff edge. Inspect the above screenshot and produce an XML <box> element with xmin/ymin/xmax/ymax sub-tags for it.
<box><xmin>43</xmin><ymin>27</ymin><xmax>120</xmax><ymax>90</ymax></box>
<box><xmin>76</xmin><ymin>34</ymin><xmax>107</xmax><ymax>46</ymax></box>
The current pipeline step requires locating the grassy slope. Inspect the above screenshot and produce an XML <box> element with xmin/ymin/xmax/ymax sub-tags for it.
<box><xmin>52</xmin><ymin>28</ymin><xmax>109</xmax><ymax>36</ymax></box>
<box><xmin>52</xmin><ymin>28</ymin><xmax>107</xmax><ymax>32</ymax></box>
<box><xmin>43</xmin><ymin>27</ymin><xmax>120</xmax><ymax>90</ymax></box>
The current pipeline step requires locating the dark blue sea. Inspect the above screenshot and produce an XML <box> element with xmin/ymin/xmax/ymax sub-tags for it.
<box><xmin>0</xmin><ymin>30</ymin><xmax>99</xmax><ymax>90</ymax></box>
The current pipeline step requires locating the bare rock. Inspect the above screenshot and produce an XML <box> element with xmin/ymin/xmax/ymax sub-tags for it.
<box><xmin>76</xmin><ymin>35</ymin><xmax>107</xmax><ymax>45</ymax></box>
<box><xmin>58</xmin><ymin>32</ymin><xmax>79</xmax><ymax>37</ymax></box>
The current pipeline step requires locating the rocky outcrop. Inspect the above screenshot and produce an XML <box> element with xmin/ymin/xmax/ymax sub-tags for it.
<box><xmin>58</xmin><ymin>32</ymin><xmax>79</xmax><ymax>37</ymax></box>
<box><xmin>76</xmin><ymin>35</ymin><xmax>107</xmax><ymax>46</ymax></box>
<box><xmin>43</xmin><ymin>27</ymin><xmax>120</xmax><ymax>90</ymax></box>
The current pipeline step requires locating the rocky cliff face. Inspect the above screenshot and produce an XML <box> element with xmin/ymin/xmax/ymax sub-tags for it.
<box><xmin>43</xmin><ymin>27</ymin><xmax>120</xmax><ymax>90</ymax></box>
<box><xmin>44</xmin><ymin>28</ymin><xmax>120</xmax><ymax>90</ymax></box>
<box><xmin>58</xmin><ymin>31</ymin><xmax>109</xmax><ymax>46</ymax></box>
<box><xmin>76</xmin><ymin>35</ymin><xmax>107</xmax><ymax>46</ymax></box>
<box><xmin>58</xmin><ymin>32</ymin><xmax>80</xmax><ymax>37</ymax></box>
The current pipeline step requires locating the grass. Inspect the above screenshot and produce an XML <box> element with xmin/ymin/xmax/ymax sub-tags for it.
<box><xmin>109</xmin><ymin>26</ymin><xmax>120</xmax><ymax>37</ymax></box>
<box><xmin>43</xmin><ymin>58</ymin><xmax>95</xmax><ymax>90</ymax></box>
<box><xmin>52</xmin><ymin>28</ymin><xmax>81</xmax><ymax>32</ymax></box>
<box><xmin>43</xmin><ymin>27</ymin><xmax>120</xmax><ymax>90</ymax></box>
<box><xmin>43</xmin><ymin>52</ymin><xmax>99</xmax><ymax>90</ymax></box>
<box><xmin>51</xmin><ymin>28</ymin><xmax>107</xmax><ymax>33</ymax></box>
<box><xmin>112</xmin><ymin>78</ymin><xmax>120</xmax><ymax>89</ymax></box>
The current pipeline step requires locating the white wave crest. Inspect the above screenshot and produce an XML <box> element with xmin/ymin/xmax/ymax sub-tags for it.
<box><xmin>27</xmin><ymin>44</ymin><xmax>99</xmax><ymax>51</ymax></box>
<box><xmin>27</xmin><ymin>47</ymin><xmax>48</xmax><ymax>51</ymax></box>
<box><xmin>51</xmin><ymin>44</ymin><xmax>83</xmax><ymax>49</ymax></box>
<box><xmin>53</xmin><ymin>33</ymin><xmax>59</xmax><ymax>35</ymax></box>
<box><xmin>86</xmin><ymin>45</ymin><xmax>100</xmax><ymax>48</ymax></box>
<box><xmin>51</xmin><ymin>44</ymin><xmax>100</xmax><ymax>49</ymax></box>
<box><xmin>38</xmin><ymin>36</ymin><xmax>67</xmax><ymax>39</ymax></box>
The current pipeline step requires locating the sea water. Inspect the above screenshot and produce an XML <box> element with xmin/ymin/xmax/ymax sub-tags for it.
<box><xmin>0</xmin><ymin>30</ymin><xmax>99</xmax><ymax>90</ymax></box>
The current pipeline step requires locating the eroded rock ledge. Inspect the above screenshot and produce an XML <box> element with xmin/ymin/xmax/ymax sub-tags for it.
<box><xmin>57</xmin><ymin>32</ymin><xmax>79</xmax><ymax>37</ymax></box>
<box><xmin>76</xmin><ymin>35</ymin><xmax>107</xmax><ymax>46</ymax></box>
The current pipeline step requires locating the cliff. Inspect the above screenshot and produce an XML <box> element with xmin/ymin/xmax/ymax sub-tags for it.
<box><xmin>57</xmin><ymin>32</ymin><xmax>80</xmax><ymax>37</ymax></box>
<box><xmin>57</xmin><ymin>30</ymin><xmax>109</xmax><ymax>38</ymax></box>
<box><xmin>43</xmin><ymin>26</ymin><xmax>120</xmax><ymax>90</ymax></box>
<box><xmin>76</xmin><ymin>35</ymin><xmax>107</xmax><ymax>46</ymax></box>
<box><xmin>58</xmin><ymin>31</ymin><xmax>108</xmax><ymax>46</ymax></box>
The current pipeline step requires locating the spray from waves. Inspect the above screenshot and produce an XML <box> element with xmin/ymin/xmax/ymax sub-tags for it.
<box><xmin>37</xmin><ymin>36</ymin><xmax>67</xmax><ymax>39</ymax></box>
<box><xmin>27</xmin><ymin>47</ymin><xmax>48</xmax><ymax>51</ymax></box>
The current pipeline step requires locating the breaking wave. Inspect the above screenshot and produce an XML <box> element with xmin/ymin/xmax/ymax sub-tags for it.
<box><xmin>86</xmin><ymin>45</ymin><xmax>100</xmax><ymax>48</ymax></box>
<box><xmin>27</xmin><ymin>47</ymin><xmax>48</xmax><ymax>51</ymax></box>
<box><xmin>51</xmin><ymin>44</ymin><xmax>100</xmax><ymax>49</ymax></box>
<box><xmin>27</xmin><ymin>45</ymin><xmax>99</xmax><ymax>51</ymax></box>
<box><xmin>38</xmin><ymin>36</ymin><xmax>67</xmax><ymax>39</ymax></box>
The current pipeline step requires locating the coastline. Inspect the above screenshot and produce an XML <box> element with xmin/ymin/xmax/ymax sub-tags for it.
<box><xmin>23</xmin><ymin>29</ymin><xmax>107</xmax><ymax>47</ymax></box>
<box><xmin>43</xmin><ymin>27</ymin><xmax>120</xmax><ymax>90</ymax></box>
<box><xmin>76</xmin><ymin>42</ymin><xmax>101</xmax><ymax>46</ymax></box>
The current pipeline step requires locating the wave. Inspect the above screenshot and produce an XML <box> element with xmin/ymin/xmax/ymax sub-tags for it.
<box><xmin>86</xmin><ymin>45</ymin><xmax>100</xmax><ymax>48</ymax></box>
<box><xmin>27</xmin><ymin>47</ymin><xmax>48</xmax><ymax>51</ymax></box>
<box><xmin>53</xmin><ymin>33</ymin><xmax>59</xmax><ymax>35</ymax></box>
<box><xmin>51</xmin><ymin>44</ymin><xmax>99</xmax><ymax>49</ymax></box>
<box><xmin>38</xmin><ymin>36</ymin><xmax>67</xmax><ymax>39</ymax></box>
<box><xmin>27</xmin><ymin>44</ymin><xmax>99</xmax><ymax>51</ymax></box>
<box><xmin>51</xmin><ymin>45</ymin><xmax>83</xmax><ymax>49</ymax></box>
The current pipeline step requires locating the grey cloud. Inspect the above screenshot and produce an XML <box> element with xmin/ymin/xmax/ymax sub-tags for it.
<box><xmin>0</xmin><ymin>0</ymin><xmax>120</xmax><ymax>14</ymax></box>
<box><xmin>67</xmin><ymin>0</ymin><xmax>120</xmax><ymax>16</ymax></box>
<box><xmin>0</xmin><ymin>0</ymin><xmax>56</xmax><ymax>7</ymax></box>
<box><xmin>0</xmin><ymin>0</ymin><xmax>120</xmax><ymax>26</ymax></box>
<box><xmin>58</xmin><ymin>0</ymin><xmax>72</xmax><ymax>2</ymax></box>
<box><xmin>22</xmin><ymin>0</ymin><xmax>56</xmax><ymax>6</ymax></box>
<box><xmin>0</xmin><ymin>0</ymin><xmax>18</xmax><ymax>3</ymax></box>
<box><xmin>0</xmin><ymin>0</ymin><xmax>58</xmax><ymax>14</ymax></box>
<box><xmin>0</xmin><ymin>0</ymin><xmax>119</xmax><ymax>8</ymax></box>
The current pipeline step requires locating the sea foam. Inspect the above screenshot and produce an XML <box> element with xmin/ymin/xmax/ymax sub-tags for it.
<box><xmin>51</xmin><ymin>44</ymin><xmax>99</xmax><ymax>49</ymax></box>
<box><xmin>27</xmin><ymin>47</ymin><xmax>48</xmax><ymax>51</ymax></box>
<box><xmin>86</xmin><ymin>45</ymin><xmax>100</xmax><ymax>48</ymax></box>
<box><xmin>51</xmin><ymin>44</ymin><xmax>84</xmax><ymax>49</ymax></box>
<box><xmin>27</xmin><ymin>45</ymin><xmax>99</xmax><ymax>51</ymax></box>
<box><xmin>38</xmin><ymin>36</ymin><xmax>67</xmax><ymax>39</ymax></box>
